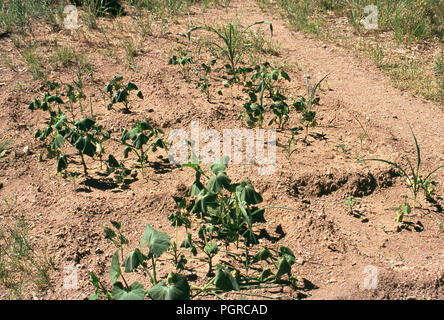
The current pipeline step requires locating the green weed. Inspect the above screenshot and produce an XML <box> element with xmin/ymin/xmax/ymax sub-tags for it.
<box><xmin>0</xmin><ymin>213</ymin><xmax>54</xmax><ymax>299</ymax></box>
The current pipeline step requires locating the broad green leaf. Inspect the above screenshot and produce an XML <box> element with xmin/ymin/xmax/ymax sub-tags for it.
<box><xmin>112</xmin><ymin>75</ymin><xmax>123</xmax><ymax>83</ymax></box>
<box><xmin>190</xmin><ymin>179</ymin><xmax>204</xmax><ymax>197</ymax></box>
<box><xmin>53</xmin><ymin>134</ymin><xmax>65</xmax><ymax>149</ymax></box>
<box><xmin>204</xmin><ymin>241</ymin><xmax>218</xmax><ymax>256</ymax></box>
<box><xmin>275</xmin><ymin>256</ymin><xmax>291</xmax><ymax>280</ymax></box>
<box><xmin>124</xmin><ymin>249</ymin><xmax>144</xmax><ymax>273</ymax></box>
<box><xmin>126</xmin><ymin>82</ymin><xmax>138</xmax><ymax>91</ymax></box>
<box><xmin>57</xmin><ymin>155</ymin><xmax>68</xmax><ymax>172</ymax></box>
<box><xmin>47</xmin><ymin>95</ymin><xmax>63</xmax><ymax>104</ymax></box>
<box><xmin>148</xmin><ymin>273</ymin><xmax>190</xmax><ymax>300</ymax></box>
<box><xmin>191</xmin><ymin>190</ymin><xmax>218</xmax><ymax>214</ymax></box>
<box><xmin>172</xmin><ymin>196</ymin><xmax>186</xmax><ymax>209</ymax></box>
<box><xmin>75</xmin><ymin>118</ymin><xmax>95</xmax><ymax>131</ymax></box>
<box><xmin>110</xmin><ymin>221</ymin><xmax>121</xmax><ymax>230</ymax></box>
<box><xmin>54</xmin><ymin>115</ymin><xmax>67</xmax><ymax>131</ymax></box>
<box><xmin>210</xmin><ymin>157</ymin><xmax>228</xmax><ymax>175</ymax></box>
<box><xmin>180</xmin><ymin>233</ymin><xmax>197</xmax><ymax>256</ymax></box>
<box><xmin>123</xmin><ymin>146</ymin><xmax>132</xmax><ymax>159</ymax></box>
<box><xmin>139</xmin><ymin>120</ymin><xmax>152</xmax><ymax>131</ymax></box>
<box><xmin>114</xmin><ymin>89</ymin><xmax>128</xmax><ymax>103</ymax></box>
<box><xmin>112</xmin><ymin>281</ymin><xmax>145</xmax><ymax>300</ymax></box>
<box><xmin>214</xmin><ymin>265</ymin><xmax>239</xmax><ymax>292</ymax></box>
<box><xmin>279</xmin><ymin>246</ymin><xmax>295</xmax><ymax>265</ymax></box>
<box><xmin>110</xmin><ymin>250</ymin><xmax>121</xmax><ymax>284</ymax></box>
<box><xmin>74</xmin><ymin>136</ymin><xmax>96</xmax><ymax>157</ymax></box>
<box><xmin>248</xmin><ymin>92</ymin><xmax>257</xmax><ymax>102</ymax></box>
<box><xmin>118</xmin><ymin>234</ymin><xmax>129</xmax><ymax>246</ymax></box>
<box><xmin>29</xmin><ymin>99</ymin><xmax>41</xmax><ymax>110</ymax></box>
<box><xmin>253</xmin><ymin>246</ymin><xmax>272</xmax><ymax>263</ymax></box>
<box><xmin>105</xmin><ymin>83</ymin><xmax>113</xmax><ymax>93</ymax></box>
<box><xmin>271</xmin><ymin>69</ymin><xmax>279</xmax><ymax>80</ymax></box>
<box><xmin>206</xmin><ymin>172</ymin><xmax>231</xmax><ymax>193</ymax></box>
<box><xmin>235</xmin><ymin>179</ymin><xmax>263</xmax><ymax>205</ymax></box>
<box><xmin>104</xmin><ymin>227</ymin><xmax>116</xmax><ymax>240</ymax></box>
<box><xmin>281</xmin><ymin>69</ymin><xmax>291</xmax><ymax>81</ymax></box>
<box><xmin>140</xmin><ymin>225</ymin><xmax>170</xmax><ymax>258</ymax></box>
<box><xmin>134</xmin><ymin>133</ymin><xmax>149</xmax><ymax>150</ymax></box>
<box><xmin>107</xmin><ymin>155</ymin><xmax>119</xmax><ymax>168</ymax></box>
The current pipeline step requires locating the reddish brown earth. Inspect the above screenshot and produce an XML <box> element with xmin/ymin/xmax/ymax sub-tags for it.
<box><xmin>0</xmin><ymin>1</ymin><xmax>443</xmax><ymax>300</ymax></box>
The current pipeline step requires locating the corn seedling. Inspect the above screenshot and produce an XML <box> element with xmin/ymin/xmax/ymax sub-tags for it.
<box><xmin>366</xmin><ymin>125</ymin><xmax>444</xmax><ymax>206</ymax></box>
<box><xmin>187</xmin><ymin>21</ymin><xmax>273</xmax><ymax>84</ymax></box>
<box><xmin>279</xmin><ymin>126</ymin><xmax>302</xmax><ymax>160</ymax></box>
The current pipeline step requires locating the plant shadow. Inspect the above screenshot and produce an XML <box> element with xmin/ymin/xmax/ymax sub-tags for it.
<box><xmin>76</xmin><ymin>176</ymin><xmax>137</xmax><ymax>192</ymax></box>
<box><xmin>146</xmin><ymin>157</ymin><xmax>175</xmax><ymax>174</ymax></box>
<box><xmin>400</xmin><ymin>220</ymin><xmax>424</xmax><ymax>232</ymax></box>
<box><xmin>257</xmin><ymin>224</ymin><xmax>286</xmax><ymax>243</ymax></box>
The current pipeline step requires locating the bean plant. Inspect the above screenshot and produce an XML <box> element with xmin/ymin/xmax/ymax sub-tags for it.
<box><xmin>90</xmin><ymin>158</ymin><xmax>298</xmax><ymax>300</ymax></box>
<box><xmin>195</xmin><ymin>59</ymin><xmax>216</xmax><ymax>101</ymax></box>
<box><xmin>29</xmin><ymin>83</ymin><xmax>111</xmax><ymax>177</ymax></box>
<box><xmin>293</xmin><ymin>74</ymin><xmax>328</xmax><ymax>142</ymax></box>
<box><xmin>168</xmin><ymin>51</ymin><xmax>193</xmax><ymax>82</ymax></box>
<box><xmin>105</xmin><ymin>75</ymin><xmax>143</xmax><ymax>113</ymax></box>
<box><xmin>120</xmin><ymin>119</ymin><xmax>167</xmax><ymax>172</ymax></box>
<box><xmin>239</xmin><ymin>62</ymin><xmax>291</xmax><ymax>128</ymax></box>
<box><xmin>90</xmin><ymin>221</ymin><xmax>297</xmax><ymax>300</ymax></box>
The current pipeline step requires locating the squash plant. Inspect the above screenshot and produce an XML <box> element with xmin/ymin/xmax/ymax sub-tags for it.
<box><xmin>105</xmin><ymin>75</ymin><xmax>143</xmax><ymax>113</ymax></box>
<box><xmin>30</xmin><ymin>85</ymin><xmax>111</xmax><ymax>177</ymax></box>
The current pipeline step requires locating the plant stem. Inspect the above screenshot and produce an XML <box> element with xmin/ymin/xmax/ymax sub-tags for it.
<box><xmin>80</xmin><ymin>152</ymin><xmax>88</xmax><ymax>176</ymax></box>
<box><xmin>151</xmin><ymin>256</ymin><xmax>157</xmax><ymax>284</ymax></box>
